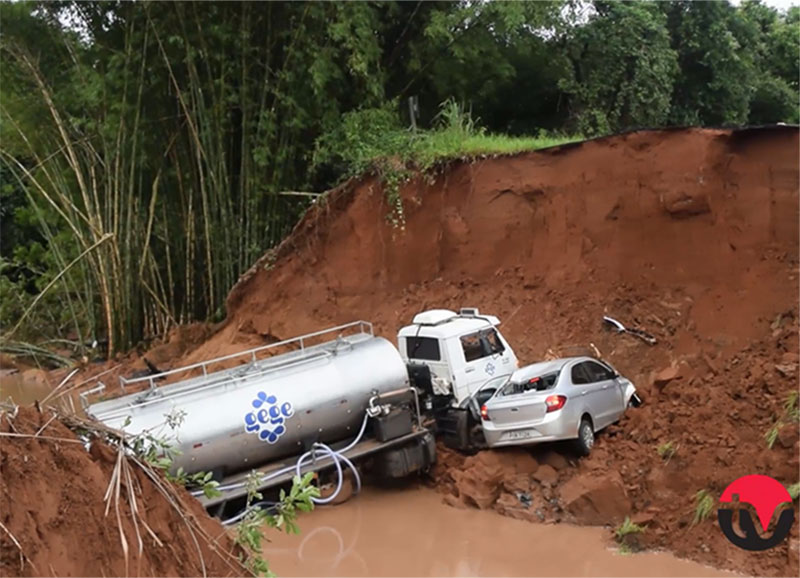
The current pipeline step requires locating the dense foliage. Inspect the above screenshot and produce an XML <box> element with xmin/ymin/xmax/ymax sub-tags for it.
<box><xmin>1</xmin><ymin>0</ymin><xmax>797</xmax><ymax>357</ymax></box>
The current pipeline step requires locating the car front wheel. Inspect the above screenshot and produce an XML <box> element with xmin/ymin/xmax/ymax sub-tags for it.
<box><xmin>576</xmin><ymin>418</ymin><xmax>594</xmax><ymax>456</ymax></box>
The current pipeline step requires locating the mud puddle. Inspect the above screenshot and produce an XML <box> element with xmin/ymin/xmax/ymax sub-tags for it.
<box><xmin>263</xmin><ymin>485</ymin><xmax>735</xmax><ymax>577</ymax></box>
<box><xmin>0</xmin><ymin>370</ymin><xmax>85</xmax><ymax>413</ymax></box>
<box><xmin>0</xmin><ymin>371</ymin><xmax>52</xmax><ymax>404</ymax></box>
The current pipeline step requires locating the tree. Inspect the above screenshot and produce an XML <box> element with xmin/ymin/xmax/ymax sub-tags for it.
<box><xmin>738</xmin><ymin>1</ymin><xmax>799</xmax><ymax>123</ymax></box>
<box><xmin>560</xmin><ymin>1</ymin><xmax>678</xmax><ymax>135</ymax></box>
<box><xmin>663</xmin><ymin>0</ymin><xmax>758</xmax><ymax>126</ymax></box>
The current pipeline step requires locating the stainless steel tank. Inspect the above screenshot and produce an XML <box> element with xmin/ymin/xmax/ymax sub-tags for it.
<box><xmin>87</xmin><ymin>324</ymin><xmax>409</xmax><ymax>475</ymax></box>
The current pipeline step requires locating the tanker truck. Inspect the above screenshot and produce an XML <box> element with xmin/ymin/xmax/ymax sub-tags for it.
<box><xmin>86</xmin><ymin>309</ymin><xmax>517</xmax><ymax>517</ymax></box>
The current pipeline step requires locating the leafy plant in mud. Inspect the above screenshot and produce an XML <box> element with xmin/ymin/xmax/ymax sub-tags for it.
<box><xmin>764</xmin><ymin>391</ymin><xmax>800</xmax><ymax>449</ymax></box>
<box><xmin>787</xmin><ymin>482</ymin><xmax>800</xmax><ymax>501</ymax></box>
<box><xmin>656</xmin><ymin>441</ymin><xmax>678</xmax><ymax>463</ymax></box>
<box><xmin>166</xmin><ymin>468</ymin><xmax>222</xmax><ymax>500</ymax></box>
<box><xmin>693</xmin><ymin>489</ymin><xmax>715</xmax><ymax>525</ymax></box>
<box><xmin>615</xmin><ymin>516</ymin><xmax>645</xmax><ymax>554</ymax></box>
<box><xmin>235</xmin><ymin>470</ymin><xmax>320</xmax><ymax>577</ymax></box>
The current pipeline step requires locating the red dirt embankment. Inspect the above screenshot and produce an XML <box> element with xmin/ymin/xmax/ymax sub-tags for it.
<box><xmin>179</xmin><ymin>126</ymin><xmax>798</xmax><ymax>576</ymax></box>
<box><xmin>0</xmin><ymin>407</ymin><xmax>246</xmax><ymax>577</ymax></box>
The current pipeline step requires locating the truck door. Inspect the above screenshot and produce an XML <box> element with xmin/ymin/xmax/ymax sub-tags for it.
<box><xmin>403</xmin><ymin>335</ymin><xmax>451</xmax><ymax>393</ymax></box>
<box><xmin>455</xmin><ymin>328</ymin><xmax>512</xmax><ymax>400</ymax></box>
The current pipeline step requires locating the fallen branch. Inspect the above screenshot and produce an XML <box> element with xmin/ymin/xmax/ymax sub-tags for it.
<box><xmin>41</xmin><ymin>367</ymin><xmax>81</xmax><ymax>405</ymax></box>
<box><xmin>0</xmin><ymin>431</ymin><xmax>84</xmax><ymax>444</ymax></box>
<box><xmin>277</xmin><ymin>191</ymin><xmax>321</xmax><ymax>197</ymax></box>
<box><xmin>34</xmin><ymin>413</ymin><xmax>58</xmax><ymax>437</ymax></box>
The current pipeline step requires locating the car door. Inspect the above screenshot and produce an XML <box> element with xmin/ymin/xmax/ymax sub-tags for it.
<box><xmin>596</xmin><ymin>360</ymin><xmax>627</xmax><ymax>421</ymax></box>
<box><xmin>582</xmin><ymin>360</ymin><xmax>623</xmax><ymax>428</ymax></box>
<box><xmin>569</xmin><ymin>361</ymin><xmax>606</xmax><ymax>428</ymax></box>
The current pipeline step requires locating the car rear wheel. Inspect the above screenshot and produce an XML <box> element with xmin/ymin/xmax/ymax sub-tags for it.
<box><xmin>576</xmin><ymin>418</ymin><xmax>594</xmax><ymax>456</ymax></box>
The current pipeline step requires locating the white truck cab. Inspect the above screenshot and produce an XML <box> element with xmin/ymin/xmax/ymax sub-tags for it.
<box><xmin>397</xmin><ymin>308</ymin><xmax>518</xmax><ymax>407</ymax></box>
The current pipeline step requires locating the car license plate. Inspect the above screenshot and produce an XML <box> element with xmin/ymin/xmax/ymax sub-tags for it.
<box><xmin>505</xmin><ymin>429</ymin><xmax>535</xmax><ymax>441</ymax></box>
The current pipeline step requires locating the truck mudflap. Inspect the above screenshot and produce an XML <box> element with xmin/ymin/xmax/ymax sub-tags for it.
<box><xmin>372</xmin><ymin>431</ymin><xmax>436</xmax><ymax>479</ymax></box>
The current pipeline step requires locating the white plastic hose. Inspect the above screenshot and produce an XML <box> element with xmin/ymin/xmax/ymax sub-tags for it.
<box><xmin>214</xmin><ymin>411</ymin><xmax>371</xmax><ymax>525</ymax></box>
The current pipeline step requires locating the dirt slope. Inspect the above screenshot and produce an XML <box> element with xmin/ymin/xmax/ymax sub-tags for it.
<box><xmin>174</xmin><ymin>126</ymin><xmax>798</xmax><ymax>576</ymax></box>
<box><xmin>196</xmin><ymin>127</ymin><xmax>798</xmax><ymax>362</ymax></box>
<box><xmin>0</xmin><ymin>407</ymin><xmax>246</xmax><ymax>577</ymax></box>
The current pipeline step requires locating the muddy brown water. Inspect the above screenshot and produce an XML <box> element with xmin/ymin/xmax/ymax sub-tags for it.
<box><xmin>0</xmin><ymin>370</ymin><xmax>86</xmax><ymax>414</ymax></box>
<box><xmin>263</xmin><ymin>486</ymin><xmax>734</xmax><ymax>577</ymax></box>
<box><xmin>0</xmin><ymin>371</ymin><xmax>51</xmax><ymax>404</ymax></box>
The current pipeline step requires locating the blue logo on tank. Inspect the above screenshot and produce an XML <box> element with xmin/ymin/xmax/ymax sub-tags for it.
<box><xmin>244</xmin><ymin>391</ymin><xmax>294</xmax><ymax>444</ymax></box>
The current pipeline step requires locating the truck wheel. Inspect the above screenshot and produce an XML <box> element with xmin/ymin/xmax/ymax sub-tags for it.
<box><xmin>575</xmin><ymin>418</ymin><xmax>594</xmax><ymax>456</ymax></box>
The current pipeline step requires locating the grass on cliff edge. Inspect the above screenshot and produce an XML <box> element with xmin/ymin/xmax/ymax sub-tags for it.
<box><xmin>313</xmin><ymin>99</ymin><xmax>584</xmax><ymax>179</ymax></box>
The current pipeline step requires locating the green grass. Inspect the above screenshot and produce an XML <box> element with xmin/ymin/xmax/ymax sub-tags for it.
<box><xmin>693</xmin><ymin>489</ymin><xmax>715</xmax><ymax>525</ymax></box>
<box><xmin>406</xmin><ymin>130</ymin><xmax>582</xmax><ymax>169</ymax></box>
<box><xmin>615</xmin><ymin>517</ymin><xmax>645</xmax><ymax>540</ymax></box>
<box><xmin>764</xmin><ymin>391</ymin><xmax>800</xmax><ymax>449</ymax></box>
<box><xmin>656</xmin><ymin>441</ymin><xmax>677</xmax><ymax>462</ymax></box>
<box><xmin>615</xmin><ymin>516</ymin><xmax>645</xmax><ymax>555</ymax></box>
<box><xmin>313</xmin><ymin>99</ymin><xmax>583</xmax><ymax>227</ymax></box>
<box><xmin>787</xmin><ymin>482</ymin><xmax>800</xmax><ymax>501</ymax></box>
<box><xmin>785</xmin><ymin>391</ymin><xmax>799</xmax><ymax>420</ymax></box>
<box><xmin>765</xmin><ymin>423</ymin><xmax>782</xmax><ymax>449</ymax></box>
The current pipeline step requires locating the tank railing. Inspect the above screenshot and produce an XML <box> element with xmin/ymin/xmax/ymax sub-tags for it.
<box><xmin>118</xmin><ymin>320</ymin><xmax>374</xmax><ymax>391</ymax></box>
<box><xmin>93</xmin><ymin>349</ymin><xmax>335</xmax><ymax>420</ymax></box>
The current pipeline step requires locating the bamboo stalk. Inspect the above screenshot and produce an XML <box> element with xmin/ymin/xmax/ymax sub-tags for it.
<box><xmin>4</xmin><ymin>233</ymin><xmax>114</xmax><ymax>340</ymax></box>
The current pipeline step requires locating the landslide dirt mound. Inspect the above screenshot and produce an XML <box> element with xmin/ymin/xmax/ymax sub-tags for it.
<box><xmin>177</xmin><ymin>125</ymin><xmax>798</xmax><ymax>577</ymax></box>
<box><xmin>0</xmin><ymin>406</ymin><xmax>246</xmax><ymax>577</ymax></box>
<box><xmin>203</xmin><ymin>126</ymin><xmax>798</xmax><ymax>363</ymax></box>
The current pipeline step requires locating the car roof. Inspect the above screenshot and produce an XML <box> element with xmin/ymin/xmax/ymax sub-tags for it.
<box><xmin>510</xmin><ymin>356</ymin><xmax>604</xmax><ymax>382</ymax></box>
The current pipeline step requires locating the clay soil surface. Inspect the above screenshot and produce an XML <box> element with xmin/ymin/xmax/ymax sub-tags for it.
<box><xmin>17</xmin><ymin>126</ymin><xmax>800</xmax><ymax>577</ymax></box>
<box><xmin>0</xmin><ymin>406</ymin><xmax>246</xmax><ymax>577</ymax></box>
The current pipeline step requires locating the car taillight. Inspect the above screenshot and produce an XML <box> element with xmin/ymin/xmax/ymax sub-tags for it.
<box><xmin>545</xmin><ymin>395</ymin><xmax>566</xmax><ymax>413</ymax></box>
<box><xmin>480</xmin><ymin>405</ymin><xmax>489</xmax><ymax>421</ymax></box>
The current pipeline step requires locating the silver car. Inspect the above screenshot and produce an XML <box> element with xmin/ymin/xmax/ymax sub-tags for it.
<box><xmin>476</xmin><ymin>357</ymin><xmax>640</xmax><ymax>455</ymax></box>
